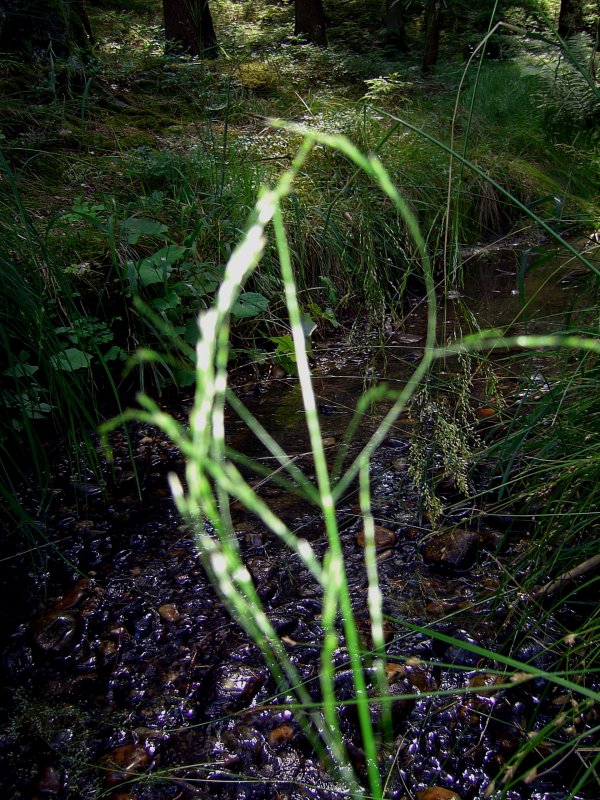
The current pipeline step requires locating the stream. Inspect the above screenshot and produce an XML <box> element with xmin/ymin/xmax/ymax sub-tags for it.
<box><xmin>1</xmin><ymin>239</ymin><xmax>598</xmax><ymax>800</ymax></box>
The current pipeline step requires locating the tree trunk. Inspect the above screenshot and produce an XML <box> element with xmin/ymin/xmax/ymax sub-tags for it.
<box><xmin>558</xmin><ymin>0</ymin><xmax>584</xmax><ymax>38</ymax></box>
<box><xmin>0</xmin><ymin>0</ymin><xmax>93</xmax><ymax>55</ymax></box>
<box><xmin>385</xmin><ymin>0</ymin><xmax>408</xmax><ymax>52</ymax></box>
<box><xmin>163</xmin><ymin>0</ymin><xmax>217</xmax><ymax>57</ymax></box>
<box><xmin>295</xmin><ymin>0</ymin><xmax>327</xmax><ymax>47</ymax></box>
<box><xmin>422</xmin><ymin>0</ymin><xmax>442</xmax><ymax>73</ymax></box>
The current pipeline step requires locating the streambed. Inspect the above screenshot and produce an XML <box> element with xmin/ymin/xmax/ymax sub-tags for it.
<box><xmin>1</xmin><ymin>241</ymin><xmax>598</xmax><ymax>800</ymax></box>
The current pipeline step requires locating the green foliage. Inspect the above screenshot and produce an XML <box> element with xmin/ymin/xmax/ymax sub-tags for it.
<box><xmin>1</xmin><ymin>3</ymin><xmax>600</xmax><ymax>796</ymax></box>
<box><xmin>103</xmin><ymin>128</ymin><xmax>437</xmax><ymax>800</ymax></box>
<box><xmin>523</xmin><ymin>32</ymin><xmax>600</xmax><ymax>141</ymax></box>
<box><xmin>0</xmin><ymin>150</ymin><xmax>111</xmax><ymax>534</ymax></box>
<box><xmin>104</xmin><ymin>125</ymin><xmax>600</xmax><ymax>798</ymax></box>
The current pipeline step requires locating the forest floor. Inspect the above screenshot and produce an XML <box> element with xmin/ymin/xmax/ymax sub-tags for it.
<box><xmin>1</xmin><ymin>2</ymin><xmax>599</xmax><ymax>799</ymax></box>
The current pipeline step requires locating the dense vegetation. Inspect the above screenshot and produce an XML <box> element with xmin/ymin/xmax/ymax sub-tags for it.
<box><xmin>1</xmin><ymin>0</ymin><xmax>599</xmax><ymax>798</ymax></box>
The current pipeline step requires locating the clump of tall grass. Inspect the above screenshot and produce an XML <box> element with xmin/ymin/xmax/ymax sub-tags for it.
<box><xmin>103</xmin><ymin>121</ymin><xmax>600</xmax><ymax>798</ymax></box>
<box><xmin>0</xmin><ymin>148</ymin><xmax>118</xmax><ymax>536</ymax></box>
<box><xmin>102</xmin><ymin>127</ymin><xmax>437</xmax><ymax>799</ymax></box>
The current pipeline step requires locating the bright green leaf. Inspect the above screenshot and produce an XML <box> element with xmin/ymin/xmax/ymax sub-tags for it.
<box><xmin>137</xmin><ymin>245</ymin><xmax>188</xmax><ymax>286</ymax></box>
<box><xmin>231</xmin><ymin>292</ymin><xmax>269</xmax><ymax>319</ymax></box>
<box><xmin>122</xmin><ymin>217</ymin><xmax>169</xmax><ymax>245</ymax></box>
<box><xmin>50</xmin><ymin>347</ymin><xmax>92</xmax><ymax>372</ymax></box>
<box><xmin>151</xmin><ymin>291</ymin><xmax>182</xmax><ymax>312</ymax></box>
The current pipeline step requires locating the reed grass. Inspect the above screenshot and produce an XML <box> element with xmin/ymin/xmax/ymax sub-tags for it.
<box><xmin>102</xmin><ymin>120</ymin><xmax>600</xmax><ymax>796</ymax></box>
<box><xmin>3</xmin><ymin>3</ymin><xmax>600</xmax><ymax>795</ymax></box>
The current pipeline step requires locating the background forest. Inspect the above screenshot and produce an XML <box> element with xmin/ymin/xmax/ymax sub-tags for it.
<box><xmin>0</xmin><ymin>1</ymin><xmax>599</xmax><ymax>799</ymax></box>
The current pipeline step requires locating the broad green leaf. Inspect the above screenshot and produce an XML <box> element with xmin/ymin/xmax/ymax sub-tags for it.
<box><xmin>142</xmin><ymin>245</ymin><xmax>188</xmax><ymax>267</ymax></box>
<box><xmin>300</xmin><ymin>311</ymin><xmax>316</xmax><ymax>337</ymax></box>
<box><xmin>137</xmin><ymin>245</ymin><xmax>188</xmax><ymax>286</ymax></box>
<box><xmin>231</xmin><ymin>291</ymin><xmax>269</xmax><ymax>319</ymax></box>
<box><xmin>50</xmin><ymin>347</ymin><xmax>92</xmax><ymax>372</ymax></box>
<box><xmin>274</xmin><ymin>354</ymin><xmax>297</xmax><ymax>375</ymax></box>
<box><xmin>189</xmin><ymin>271</ymin><xmax>220</xmax><ymax>295</ymax></box>
<box><xmin>138</xmin><ymin>262</ymin><xmax>171</xmax><ymax>286</ymax></box>
<box><xmin>103</xmin><ymin>346</ymin><xmax>127</xmax><ymax>362</ymax></box>
<box><xmin>270</xmin><ymin>334</ymin><xmax>295</xmax><ymax>356</ymax></box>
<box><xmin>122</xmin><ymin>217</ymin><xmax>169</xmax><ymax>245</ymax></box>
<box><xmin>3</xmin><ymin>362</ymin><xmax>38</xmax><ymax>378</ymax></box>
<box><xmin>173</xmin><ymin>367</ymin><xmax>198</xmax><ymax>387</ymax></box>
<box><xmin>183</xmin><ymin>316</ymin><xmax>201</xmax><ymax>346</ymax></box>
<box><xmin>151</xmin><ymin>291</ymin><xmax>181</xmax><ymax>312</ymax></box>
<box><xmin>22</xmin><ymin>401</ymin><xmax>53</xmax><ymax>419</ymax></box>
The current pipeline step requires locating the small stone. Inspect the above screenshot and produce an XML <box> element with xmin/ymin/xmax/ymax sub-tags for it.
<box><xmin>406</xmin><ymin>664</ymin><xmax>438</xmax><ymax>692</ymax></box>
<box><xmin>421</xmin><ymin>529</ymin><xmax>478</xmax><ymax>571</ymax></box>
<box><xmin>356</xmin><ymin>525</ymin><xmax>397</xmax><ymax>550</ymax></box>
<box><xmin>222</xmin><ymin>724</ymin><xmax>264</xmax><ymax>755</ymax></box>
<box><xmin>468</xmin><ymin>673</ymin><xmax>504</xmax><ymax>694</ymax></box>
<box><xmin>101</xmin><ymin>744</ymin><xmax>150</xmax><ymax>786</ymax></box>
<box><xmin>204</xmin><ymin>663</ymin><xmax>266</xmax><ymax>718</ymax></box>
<box><xmin>36</xmin><ymin>765</ymin><xmax>64</xmax><ymax>795</ymax></box>
<box><xmin>416</xmin><ymin>788</ymin><xmax>463</xmax><ymax>800</ymax></box>
<box><xmin>54</xmin><ymin>579</ymin><xmax>91</xmax><ymax>610</ymax></box>
<box><xmin>267</xmin><ymin>724</ymin><xmax>295</xmax><ymax>749</ymax></box>
<box><xmin>385</xmin><ymin>663</ymin><xmax>406</xmax><ymax>682</ymax></box>
<box><xmin>31</xmin><ymin>611</ymin><xmax>81</xmax><ymax>655</ymax></box>
<box><xmin>269</xmin><ymin>364</ymin><xmax>287</xmax><ymax>380</ymax></box>
<box><xmin>158</xmin><ymin>604</ymin><xmax>181</xmax><ymax>622</ymax></box>
<box><xmin>476</xmin><ymin>406</ymin><xmax>497</xmax><ymax>418</ymax></box>
<box><xmin>376</xmin><ymin>549</ymin><xmax>394</xmax><ymax>564</ymax></box>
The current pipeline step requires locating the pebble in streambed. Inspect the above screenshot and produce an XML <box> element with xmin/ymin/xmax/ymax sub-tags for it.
<box><xmin>421</xmin><ymin>528</ymin><xmax>479</xmax><ymax>572</ymax></box>
<box><xmin>4</xmin><ymin>419</ymin><xmax>592</xmax><ymax>800</ymax></box>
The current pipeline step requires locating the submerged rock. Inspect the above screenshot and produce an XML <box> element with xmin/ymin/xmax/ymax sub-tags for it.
<box><xmin>100</xmin><ymin>743</ymin><xmax>150</xmax><ymax>786</ymax></box>
<box><xmin>421</xmin><ymin>529</ymin><xmax>478</xmax><ymax>571</ymax></box>
<box><xmin>34</xmin><ymin>765</ymin><xmax>65</xmax><ymax>796</ymax></box>
<box><xmin>356</xmin><ymin>524</ymin><xmax>398</xmax><ymax>550</ymax></box>
<box><xmin>31</xmin><ymin>611</ymin><xmax>81</xmax><ymax>655</ymax></box>
<box><xmin>158</xmin><ymin>603</ymin><xmax>181</xmax><ymax>622</ymax></box>
<box><xmin>203</xmin><ymin>663</ymin><xmax>267</xmax><ymax>718</ymax></box>
<box><xmin>416</xmin><ymin>788</ymin><xmax>463</xmax><ymax>800</ymax></box>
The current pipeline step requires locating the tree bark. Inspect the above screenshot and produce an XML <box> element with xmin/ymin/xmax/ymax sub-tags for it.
<box><xmin>294</xmin><ymin>0</ymin><xmax>327</xmax><ymax>47</ymax></box>
<box><xmin>558</xmin><ymin>0</ymin><xmax>584</xmax><ymax>38</ymax></box>
<box><xmin>163</xmin><ymin>0</ymin><xmax>217</xmax><ymax>57</ymax></box>
<box><xmin>422</xmin><ymin>0</ymin><xmax>442</xmax><ymax>73</ymax></box>
<box><xmin>0</xmin><ymin>0</ymin><xmax>93</xmax><ymax>55</ymax></box>
<box><xmin>385</xmin><ymin>0</ymin><xmax>408</xmax><ymax>51</ymax></box>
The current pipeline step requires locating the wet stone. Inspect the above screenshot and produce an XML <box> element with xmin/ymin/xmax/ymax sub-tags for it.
<box><xmin>416</xmin><ymin>788</ymin><xmax>463</xmax><ymax>800</ymax></box>
<box><xmin>100</xmin><ymin>743</ymin><xmax>150</xmax><ymax>786</ymax></box>
<box><xmin>31</xmin><ymin>611</ymin><xmax>81</xmax><ymax>655</ymax></box>
<box><xmin>421</xmin><ymin>529</ymin><xmax>478</xmax><ymax>571</ymax></box>
<box><xmin>406</xmin><ymin>663</ymin><xmax>438</xmax><ymax>692</ymax></box>
<box><xmin>267</xmin><ymin>613</ymin><xmax>298</xmax><ymax>635</ymax></box>
<box><xmin>54</xmin><ymin>578</ymin><xmax>91</xmax><ymax>610</ymax></box>
<box><xmin>356</xmin><ymin>524</ymin><xmax>398</xmax><ymax>550</ymax></box>
<box><xmin>158</xmin><ymin>603</ymin><xmax>181</xmax><ymax>622</ymax></box>
<box><xmin>222</xmin><ymin>724</ymin><xmax>265</xmax><ymax>759</ymax></box>
<box><xmin>267</xmin><ymin>723</ymin><xmax>295</xmax><ymax>750</ymax></box>
<box><xmin>433</xmin><ymin>630</ymin><xmax>483</xmax><ymax>668</ymax></box>
<box><xmin>35</xmin><ymin>765</ymin><xmax>64</xmax><ymax>796</ymax></box>
<box><xmin>204</xmin><ymin>663</ymin><xmax>266</xmax><ymax>718</ymax></box>
<box><xmin>246</xmin><ymin>556</ymin><xmax>278</xmax><ymax>601</ymax></box>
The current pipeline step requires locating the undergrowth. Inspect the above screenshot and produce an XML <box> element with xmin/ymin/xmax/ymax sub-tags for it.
<box><xmin>1</xmin><ymin>3</ymin><xmax>599</xmax><ymax>796</ymax></box>
<box><xmin>100</xmin><ymin>124</ymin><xmax>600</xmax><ymax>798</ymax></box>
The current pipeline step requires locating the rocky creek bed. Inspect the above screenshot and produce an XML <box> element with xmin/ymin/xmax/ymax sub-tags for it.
<box><xmin>1</xmin><ymin>252</ymin><xmax>599</xmax><ymax>800</ymax></box>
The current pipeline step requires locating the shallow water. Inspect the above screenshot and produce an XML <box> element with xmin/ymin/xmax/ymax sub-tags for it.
<box><xmin>1</xmin><ymin>241</ymin><xmax>597</xmax><ymax>800</ymax></box>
